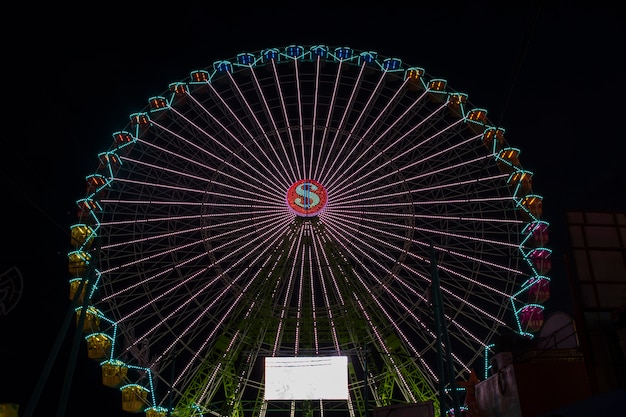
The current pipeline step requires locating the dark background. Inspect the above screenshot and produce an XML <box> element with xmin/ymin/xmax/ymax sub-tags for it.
<box><xmin>1</xmin><ymin>3</ymin><xmax>624</xmax><ymax>416</ymax></box>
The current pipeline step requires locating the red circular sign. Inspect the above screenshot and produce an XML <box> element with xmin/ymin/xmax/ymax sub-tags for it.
<box><xmin>286</xmin><ymin>179</ymin><xmax>328</xmax><ymax>217</ymax></box>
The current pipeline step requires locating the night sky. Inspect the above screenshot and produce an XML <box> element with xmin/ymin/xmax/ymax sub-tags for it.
<box><xmin>1</xmin><ymin>3</ymin><xmax>624</xmax><ymax>416</ymax></box>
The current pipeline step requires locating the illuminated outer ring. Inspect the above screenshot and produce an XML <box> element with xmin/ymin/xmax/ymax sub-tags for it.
<box><xmin>286</xmin><ymin>179</ymin><xmax>328</xmax><ymax>217</ymax></box>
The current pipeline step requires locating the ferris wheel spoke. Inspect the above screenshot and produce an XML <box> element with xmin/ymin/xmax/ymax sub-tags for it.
<box><xmin>130</xmin><ymin>222</ymin><xmax>294</xmax><ymax>388</ymax></box>
<box><xmin>252</xmin><ymin>60</ymin><xmax>303</xmax><ymax>181</ymax></box>
<box><xmin>289</xmin><ymin>57</ymin><xmax>308</xmax><ymax>180</ymax></box>
<box><xmin>155</xmin><ymin>100</ymin><xmax>285</xmax><ymax>188</ymax></box>
<box><xmin>306</xmin><ymin>56</ymin><xmax>324</xmax><ymax>181</ymax></box>
<box><xmin>216</xmin><ymin>83</ymin><xmax>298</xmax><ymax>187</ymax></box>
<box><xmin>322</xmin><ymin>213</ymin><xmax>510</xmax><ymax>342</ymax></box>
<box><xmin>192</xmin><ymin>84</ymin><xmax>291</xmax><ymax>187</ymax></box>
<box><xmin>312</xmin><ymin>58</ymin><xmax>343</xmax><ymax>181</ymax></box>
<box><xmin>126</xmin><ymin>132</ymin><xmax>279</xmax><ymax>205</ymax></box>
<box><xmin>322</xmin><ymin>68</ymin><xmax>389</xmax><ymax>187</ymax></box>
<box><xmin>327</xmin><ymin>113</ymin><xmax>466</xmax><ymax>202</ymax></box>
<box><xmin>239</xmin><ymin>64</ymin><xmax>301</xmax><ymax>183</ymax></box>
<box><xmin>324</xmin><ymin>201</ymin><xmax>520</xmax><ymax>270</ymax></box>
<box><xmin>318</xmin><ymin>223</ymin><xmax>440</xmax><ymax>382</ymax></box>
<box><xmin>102</xmin><ymin>212</ymin><xmax>291</xmax><ymax>305</ymax></box>
<box><xmin>323</xmin><ymin>217</ymin><xmax>424</xmax><ymax>312</ymax></box>
<box><xmin>326</xmin><ymin>84</ymin><xmax>436</xmax><ymax>195</ymax></box>
<box><xmin>309</xmin><ymin>236</ymin><xmax>344</xmax><ymax>352</ymax></box>
<box><xmin>317</xmin><ymin>61</ymin><xmax>369</xmax><ymax>185</ymax></box>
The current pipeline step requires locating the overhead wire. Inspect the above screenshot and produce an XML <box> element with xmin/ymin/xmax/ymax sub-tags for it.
<box><xmin>498</xmin><ymin>1</ymin><xmax>544</xmax><ymax>127</ymax></box>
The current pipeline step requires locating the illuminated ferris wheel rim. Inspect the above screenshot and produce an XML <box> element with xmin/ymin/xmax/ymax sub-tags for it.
<box><xmin>67</xmin><ymin>44</ymin><xmax>552</xmax><ymax>417</ymax></box>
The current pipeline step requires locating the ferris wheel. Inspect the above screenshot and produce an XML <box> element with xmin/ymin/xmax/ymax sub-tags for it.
<box><xmin>67</xmin><ymin>45</ymin><xmax>552</xmax><ymax>417</ymax></box>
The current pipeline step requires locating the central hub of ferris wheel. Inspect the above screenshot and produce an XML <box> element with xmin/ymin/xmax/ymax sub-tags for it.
<box><xmin>286</xmin><ymin>179</ymin><xmax>328</xmax><ymax>217</ymax></box>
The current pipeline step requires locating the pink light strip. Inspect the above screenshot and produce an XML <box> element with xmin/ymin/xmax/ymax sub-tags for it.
<box><xmin>170</xmin><ymin>236</ymin><xmax>290</xmax><ymax>391</ymax></box>
<box><xmin>323</xmin><ymin>214</ymin><xmax>508</xmax><ymax>326</ymax></box>
<box><xmin>330</xmin><ymin>125</ymin><xmax>477</xmax><ymax>202</ymax></box>
<box><xmin>292</xmin><ymin>57</ymin><xmax>307</xmax><ymax>181</ymax></box>
<box><xmin>310</xmin><ymin>230</ymin><xmax>341</xmax><ymax>352</ymax></box>
<box><xmin>329</xmin><ymin>100</ymin><xmax>450</xmax><ymax>197</ymax></box>
<box><xmin>324</xmin><ymin>69</ymin><xmax>389</xmax><ymax>187</ymax></box>
<box><xmin>121</xmin><ymin>152</ymin><xmax>280</xmax><ymax>203</ymax></box>
<box><xmin>154</xmin><ymin>106</ymin><xmax>284</xmax><ymax>189</ymax></box>
<box><xmin>123</xmin><ymin>222</ymin><xmax>294</xmax><ymax>392</ymax></box>
<box><xmin>205</xmin><ymin>75</ymin><xmax>291</xmax><ymax>187</ymax></box>
<box><xmin>295</xmin><ymin>243</ymin><xmax>305</xmax><ymax>356</ymax></box>
<box><xmin>272</xmin><ymin>61</ymin><xmax>304</xmax><ymax>182</ymax></box>
<box><xmin>332</xmin><ymin>171</ymin><xmax>508</xmax><ymax>205</ymax></box>
<box><xmin>313</xmin><ymin>60</ymin><xmax>344</xmax><ymax>181</ymax></box>
<box><xmin>274</xmin><ymin>224</ymin><xmax>306</xmax><ymax>353</ymax></box>
<box><xmin>318</xmin><ymin>62</ymin><xmax>368</xmax><ymax>186</ymax></box>
<box><xmin>326</xmin><ymin>213</ymin><xmax>521</xmax><ymax>328</ymax></box>
<box><xmin>308</xmin><ymin>58</ymin><xmax>322</xmax><ymax>181</ymax></box>
<box><xmin>251</xmin><ymin>61</ymin><xmax>299</xmax><ymax>183</ymax></box>
<box><xmin>325</xmin><ymin>209</ymin><xmax>523</xmax><ymax>277</ymax></box>
<box><xmin>327</xmin><ymin>232</ymin><xmax>438</xmax><ymax>384</ymax></box>
<box><xmin>324</xmin><ymin>219</ymin><xmax>479</xmax><ymax>378</ymax></box>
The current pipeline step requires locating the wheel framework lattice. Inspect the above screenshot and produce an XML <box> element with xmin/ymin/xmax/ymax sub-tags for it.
<box><xmin>67</xmin><ymin>45</ymin><xmax>551</xmax><ymax>417</ymax></box>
